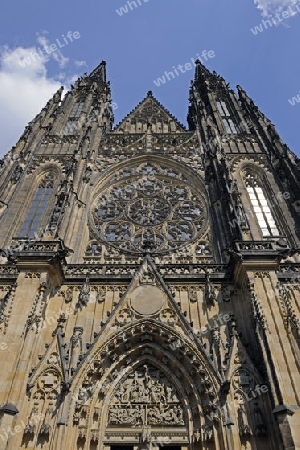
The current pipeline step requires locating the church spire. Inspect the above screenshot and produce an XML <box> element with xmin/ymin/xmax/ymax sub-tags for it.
<box><xmin>89</xmin><ymin>60</ymin><xmax>107</xmax><ymax>83</ymax></box>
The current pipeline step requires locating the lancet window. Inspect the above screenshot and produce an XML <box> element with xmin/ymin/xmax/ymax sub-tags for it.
<box><xmin>62</xmin><ymin>101</ymin><xmax>85</xmax><ymax>135</ymax></box>
<box><xmin>216</xmin><ymin>100</ymin><xmax>238</xmax><ymax>134</ymax></box>
<box><xmin>245</xmin><ymin>173</ymin><xmax>280</xmax><ymax>237</ymax></box>
<box><xmin>19</xmin><ymin>175</ymin><xmax>54</xmax><ymax>237</ymax></box>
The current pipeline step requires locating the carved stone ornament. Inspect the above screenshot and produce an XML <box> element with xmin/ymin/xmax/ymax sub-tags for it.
<box><xmin>204</xmin><ymin>275</ymin><xmax>216</xmax><ymax>304</ymax></box>
<box><xmin>188</xmin><ymin>287</ymin><xmax>198</xmax><ymax>303</ymax></box>
<box><xmin>90</xmin><ymin>162</ymin><xmax>207</xmax><ymax>255</ymax></box>
<box><xmin>108</xmin><ymin>364</ymin><xmax>185</xmax><ymax>427</ymax></box>
<box><xmin>78</xmin><ymin>277</ymin><xmax>90</xmax><ymax>307</ymax></box>
<box><xmin>62</xmin><ymin>287</ymin><xmax>73</xmax><ymax>303</ymax></box>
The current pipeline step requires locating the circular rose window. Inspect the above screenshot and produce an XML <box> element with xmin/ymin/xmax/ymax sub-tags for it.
<box><xmin>90</xmin><ymin>163</ymin><xmax>207</xmax><ymax>254</ymax></box>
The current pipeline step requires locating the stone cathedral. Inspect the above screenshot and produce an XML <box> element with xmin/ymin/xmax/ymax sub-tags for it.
<box><xmin>0</xmin><ymin>60</ymin><xmax>299</xmax><ymax>450</ymax></box>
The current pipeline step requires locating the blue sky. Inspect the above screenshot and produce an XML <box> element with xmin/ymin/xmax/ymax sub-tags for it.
<box><xmin>0</xmin><ymin>0</ymin><xmax>299</xmax><ymax>157</ymax></box>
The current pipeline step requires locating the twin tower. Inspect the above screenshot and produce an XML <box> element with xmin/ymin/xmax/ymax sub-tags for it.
<box><xmin>0</xmin><ymin>60</ymin><xmax>299</xmax><ymax>450</ymax></box>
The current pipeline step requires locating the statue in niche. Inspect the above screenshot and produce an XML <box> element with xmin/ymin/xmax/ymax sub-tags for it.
<box><xmin>78</xmin><ymin>277</ymin><xmax>90</xmax><ymax>307</ymax></box>
<box><xmin>69</xmin><ymin>327</ymin><xmax>83</xmax><ymax>371</ymax></box>
<box><xmin>236</xmin><ymin>393</ymin><xmax>251</xmax><ymax>436</ymax></box>
<box><xmin>63</xmin><ymin>157</ymin><xmax>76</xmax><ymax>179</ymax></box>
<box><xmin>204</xmin><ymin>275</ymin><xmax>216</xmax><ymax>304</ymax></box>
<box><xmin>235</xmin><ymin>194</ymin><xmax>248</xmax><ymax>229</ymax></box>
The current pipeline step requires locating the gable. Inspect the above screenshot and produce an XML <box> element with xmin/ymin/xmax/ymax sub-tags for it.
<box><xmin>114</xmin><ymin>91</ymin><xmax>186</xmax><ymax>134</ymax></box>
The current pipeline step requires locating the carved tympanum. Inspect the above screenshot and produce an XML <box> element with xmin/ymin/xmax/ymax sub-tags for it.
<box><xmin>108</xmin><ymin>364</ymin><xmax>185</xmax><ymax>426</ymax></box>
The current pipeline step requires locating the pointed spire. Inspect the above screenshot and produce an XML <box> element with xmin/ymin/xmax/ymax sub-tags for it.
<box><xmin>194</xmin><ymin>59</ymin><xmax>209</xmax><ymax>81</ymax></box>
<box><xmin>89</xmin><ymin>60</ymin><xmax>107</xmax><ymax>82</ymax></box>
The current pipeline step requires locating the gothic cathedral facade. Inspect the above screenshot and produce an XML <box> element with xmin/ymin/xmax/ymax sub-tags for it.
<box><xmin>0</xmin><ymin>61</ymin><xmax>299</xmax><ymax>450</ymax></box>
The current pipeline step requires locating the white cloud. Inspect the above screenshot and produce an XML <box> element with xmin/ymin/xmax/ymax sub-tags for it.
<box><xmin>254</xmin><ymin>0</ymin><xmax>298</xmax><ymax>16</ymax></box>
<box><xmin>75</xmin><ymin>60</ymin><xmax>87</xmax><ymax>67</ymax></box>
<box><xmin>0</xmin><ymin>36</ymin><xmax>83</xmax><ymax>158</ymax></box>
<box><xmin>0</xmin><ymin>45</ymin><xmax>64</xmax><ymax>157</ymax></box>
<box><xmin>36</xmin><ymin>33</ymin><xmax>69</xmax><ymax>68</ymax></box>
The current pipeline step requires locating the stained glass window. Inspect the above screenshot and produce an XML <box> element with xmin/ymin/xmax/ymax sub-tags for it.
<box><xmin>216</xmin><ymin>101</ymin><xmax>230</xmax><ymax>117</ymax></box>
<box><xmin>19</xmin><ymin>175</ymin><xmax>54</xmax><ymax>237</ymax></box>
<box><xmin>70</xmin><ymin>102</ymin><xmax>84</xmax><ymax>118</ymax></box>
<box><xmin>245</xmin><ymin>174</ymin><xmax>279</xmax><ymax>237</ymax></box>
<box><xmin>62</xmin><ymin>102</ymin><xmax>85</xmax><ymax>135</ymax></box>
<box><xmin>216</xmin><ymin>101</ymin><xmax>237</xmax><ymax>135</ymax></box>
<box><xmin>222</xmin><ymin>118</ymin><xmax>237</xmax><ymax>134</ymax></box>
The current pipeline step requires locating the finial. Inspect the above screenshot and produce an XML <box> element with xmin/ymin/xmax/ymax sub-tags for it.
<box><xmin>147</xmin><ymin>91</ymin><xmax>153</xmax><ymax>97</ymax></box>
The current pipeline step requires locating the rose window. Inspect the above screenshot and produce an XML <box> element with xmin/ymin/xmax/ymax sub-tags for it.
<box><xmin>127</xmin><ymin>197</ymin><xmax>170</xmax><ymax>226</ymax></box>
<box><xmin>90</xmin><ymin>163</ymin><xmax>207</xmax><ymax>254</ymax></box>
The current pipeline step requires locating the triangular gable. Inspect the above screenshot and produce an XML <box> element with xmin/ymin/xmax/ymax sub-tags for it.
<box><xmin>114</xmin><ymin>91</ymin><xmax>186</xmax><ymax>133</ymax></box>
<box><xmin>27</xmin><ymin>328</ymin><xmax>67</xmax><ymax>391</ymax></box>
<box><xmin>72</xmin><ymin>255</ymin><xmax>220</xmax><ymax>383</ymax></box>
<box><xmin>225</xmin><ymin>331</ymin><xmax>264</xmax><ymax>385</ymax></box>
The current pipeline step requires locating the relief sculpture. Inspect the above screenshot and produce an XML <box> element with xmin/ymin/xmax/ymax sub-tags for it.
<box><xmin>108</xmin><ymin>364</ymin><xmax>185</xmax><ymax>426</ymax></box>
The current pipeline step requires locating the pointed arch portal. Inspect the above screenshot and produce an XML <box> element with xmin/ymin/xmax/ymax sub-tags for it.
<box><xmin>68</xmin><ymin>317</ymin><xmax>226</xmax><ymax>450</ymax></box>
<box><xmin>103</xmin><ymin>362</ymin><xmax>189</xmax><ymax>447</ymax></box>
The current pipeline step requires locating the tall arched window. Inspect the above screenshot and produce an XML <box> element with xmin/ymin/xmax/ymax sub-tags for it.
<box><xmin>19</xmin><ymin>175</ymin><xmax>54</xmax><ymax>237</ymax></box>
<box><xmin>216</xmin><ymin>100</ymin><xmax>237</xmax><ymax>134</ymax></box>
<box><xmin>62</xmin><ymin>101</ymin><xmax>85</xmax><ymax>136</ymax></box>
<box><xmin>245</xmin><ymin>173</ymin><xmax>279</xmax><ymax>237</ymax></box>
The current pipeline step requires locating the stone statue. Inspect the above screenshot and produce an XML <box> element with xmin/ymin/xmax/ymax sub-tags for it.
<box><xmin>78</xmin><ymin>277</ymin><xmax>90</xmax><ymax>307</ymax></box>
<box><xmin>69</xmin><ymin>327</ymin><xmax>83</xmax><ymax>372</ymax></box>
<box><xmin>204</xmin><ymin>275</ymin><xmax>216</xmax><ymax>304</ymax></box>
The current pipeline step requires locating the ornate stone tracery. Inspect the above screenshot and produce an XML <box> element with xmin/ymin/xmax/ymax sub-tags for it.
<box><xmin>90</xmin><ymin>162</ymin><xmax>208</xmax><ymax>254</ymax></box>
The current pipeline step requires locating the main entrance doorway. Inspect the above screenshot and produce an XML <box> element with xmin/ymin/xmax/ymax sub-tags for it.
<box><xmin>105</xmin><ymin>364</ymin><xmax>189</xmax><ymax>449</ymax></box>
